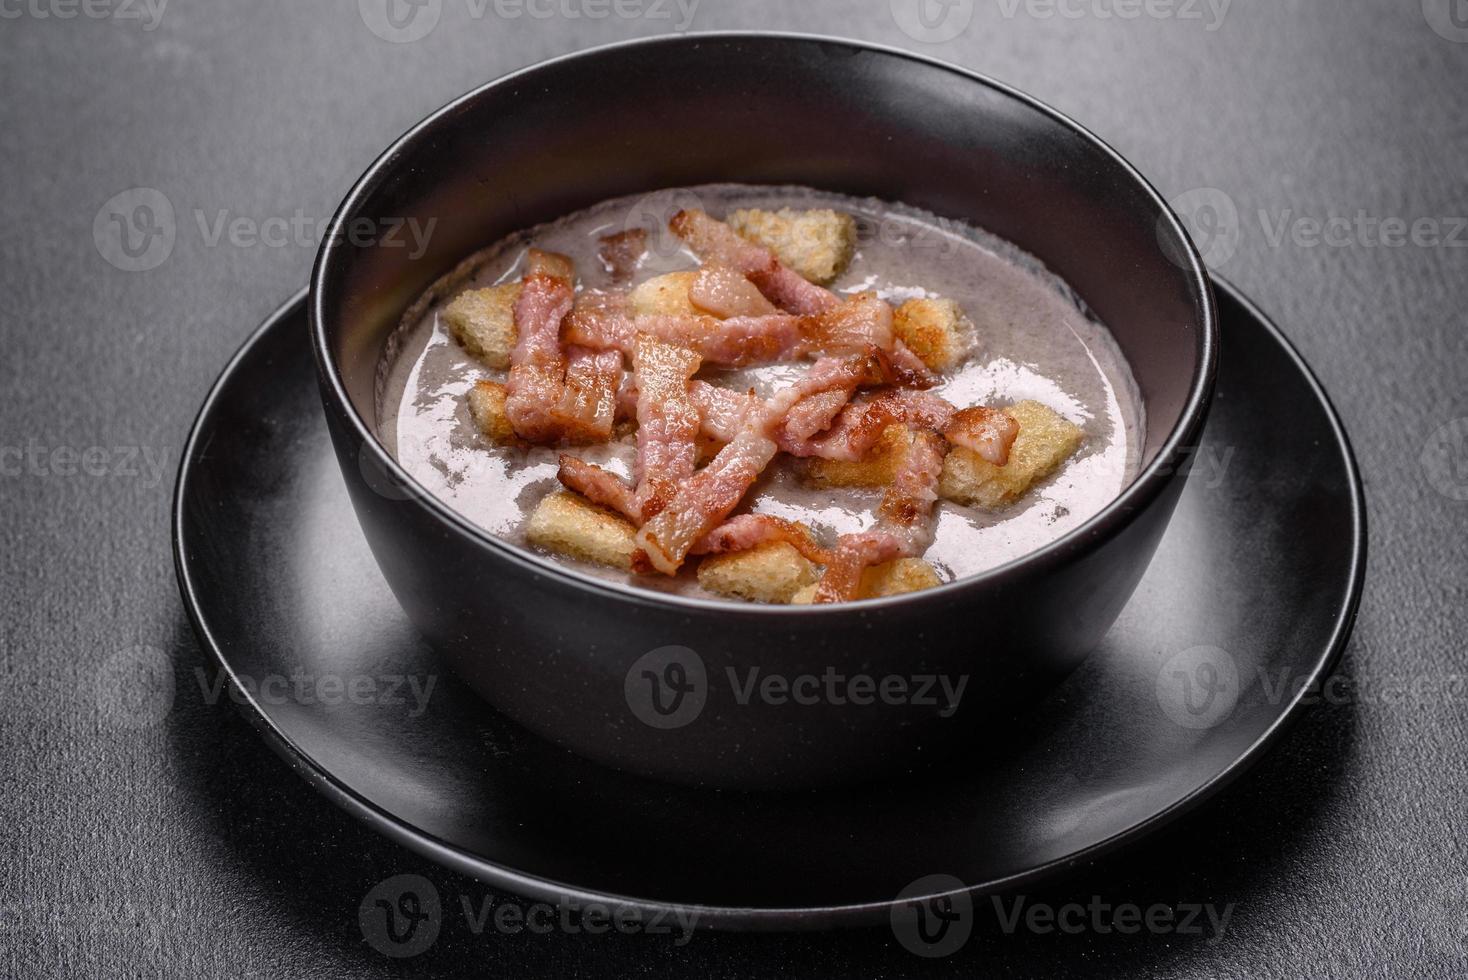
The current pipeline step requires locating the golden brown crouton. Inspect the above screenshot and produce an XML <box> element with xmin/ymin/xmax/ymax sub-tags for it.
<box><xmin>940</xmin><ymin>400</ymin><xmax>1084</xmax><ymax>508</ymax></box>
<box><xmin>893</xmin><ymin>297</ymin><xmax>974</xmax><ymax>372</ymax></box>
<box><xmin>441</xmin><ymin>282</ymin><xmax>521</xmax><ymax>370</ymax></box>
<box><xmin>628</xmin><ymin>271</ymin><xmax>699</xmax><ymax>316</ymax></box>
<box><xmin>726</xmin><ymin>208</ymin><xmax>857</xmax><ymax>285</ymax></box>
<box><xmin>525</xmin><ymin>491</ymin><xmax>638</xmax><ymax>570</ymax></box>
<box><xmin>697</xmin><ymin>542</ymin><xmax>819</xmax><ymax>604</ymax></box>
<box><xmin>860</xmin><ymin>558</ymin><xmax>943</xmax><ymax>597</ymax></box>
<box><xmin>791</xmin><ymin>558</ymin><xmax>942</xmax><ymax>604</ymax></box>
<box><xmin>465</xmin><ymin>380</ymin><xmax>515</xmax><ymax>444</ymax></box>
<box><xmin>799</xmin><ymin>425</ymin><xmax>914</xmax><ymax>489</ymax></box>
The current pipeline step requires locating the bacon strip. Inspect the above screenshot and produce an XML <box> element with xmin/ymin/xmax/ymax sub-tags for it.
<box><xmin>631</xmin><ymin>335</ymin><xmax>703</xmax><ymax>519</ymax></box>
<box><xmin>946</xmin><ymin>405</ymin><xmax>1021</xmax><ymax>466</ymax></box>
<box><xmin>563</xmin><ymin>308</ymin><xmax>805</xmax><ymax>367</ymax></box>
<box><xmin>687</xmin><ymin>382</ymin><xmax>758</xmax><ymax>442</ymax></box>
<box><xmin>888</xmin><ymin>341</ymin><xmax>938</xmax><ymax>389</ymax></box>
<box><xmin>564</xmin><ymin>291</ymin><xmax>929</xmax><ymax>387</ymax></box>
<box><xmin>557</xmin><ymin>455</ymin><xmax>640</xmax><ymax>522</ymax></box>
<box><xmin>814</xmin><ymin>429</ymin><xmax>949</xmax><ymax>603</ymax></box>
<box><xmin>633</xmin><ymin>353</ymin><xmax>887</xmax><ymax>575</ymax></box>
<box><xmin>557</xmin><ymin>335</ymin><xmax>704</xmax><ymax>523</ymax></box>
<box><xmin>597</xmin><ymin>229</ymin><xmax>646</xmax><ymax>283</ymax></box>
<box><xmin>502</xmin><ymin>250</ymin><xmax>624</xmax><ymax>444</ymax></box>
<box><xmin>557</xmin><ymin>346</ymin><xmax>621</xmax><ymax>438</ymax></box>
<box><xmin>688</xmin><ymin>264</ymin><xmax>778</xmax><ymax>318</ymax></box>
<box><xmin>669</xmin><ymin>209</ymin><xmax>840</xmax><ymax>315</ymax></box>
<box><xmin>618</xmin><ymin>371</ymin><xmax>1016</xmax><ymax>472</ymax></box>
<box><xmin>692</xmin><ymin>514</ymin><xmax>832</xmax><ymax>565</ymax></box>
<box><xmin>783</xmin><ymin>390</ymin><xmax>1018</xmax><ymax>465</ymax></box>
<box><xmin>798</xmin><ymin>291</ymin><xmax>893</xmax><ymax>354</ymax></box>
<box><xmin>505</xmin><ymin>250</ymin><xmax>574</xmax><ymax>442</ymax></box>
<box><xmin>781</xmin><ymin>389</ymin><xmax>851</xmax><ymax>443</ymax></box>
<box><xmin>634</xmin><ymin>428</ymin><xmax>780</xmax><ymax>575</ymax></box>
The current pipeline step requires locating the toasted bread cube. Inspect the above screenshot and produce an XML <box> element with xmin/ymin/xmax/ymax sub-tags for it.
<box><xmin>525</xmin><ymin>491</ymin><xmax>637</xmax><ymax>571</ymax></box>
<box><xmin>940</xmin><ymin>400</ymin><xmax>1084</xmax><ymax>508</ymax></box>
<box><xmin>465</xmin><ymin>380</ymin><xmax>515</xmax><ymax>444</ymax></box>
<box><xmin>800</xmin><ymin>425</ymin><xmax>914</xmax><ymax>489</ymax></box>
<box><xmin>726</xmin><ymin>208</ymin><xmax>857</xmax><ymax>285</ymax></box>
<box><xmin>697</xmin><ymin>541</ymin><xmax>819</xmax><ymax>604</ymax></box>
<box><xmin>790</xmin><ymin>559</ymin><xmax>942</xmax><ymax>604</ymax></box>
<box><xmin>442</xmin><ymin>283</ymin><xmax>521</xmax><ymax>370</ymax></box>
<box><xmin>893</xmin><ymin>297</ymin><xmax>974</xmax><ymax>372</ymax></box>
<box><xmin>629</xmin><ymin>271</ymin><xmax>699</xmax><ymax>316</ymax></box>
<box><xmin>860</xmin><ymin>558</ymin><xmax>942</xmax><ymax>597</ymax></box>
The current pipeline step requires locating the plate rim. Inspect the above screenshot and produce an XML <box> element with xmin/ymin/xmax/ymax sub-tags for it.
<box><xmin>172</xmin><ymin>277</ymin><xmax>1367</xmax><ymax>931</ymax></box>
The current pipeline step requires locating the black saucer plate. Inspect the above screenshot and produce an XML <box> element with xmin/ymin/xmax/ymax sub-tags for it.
<box><xmin>174</xmin><ymin>278</ymin><xmax>1365</xmax><ymax>930</ymax></box>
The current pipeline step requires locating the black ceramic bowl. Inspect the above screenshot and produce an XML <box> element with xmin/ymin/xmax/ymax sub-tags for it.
<box><xmin>309</xmin><ymin>33</ymin><xmax>1217</xmax><ymax>790</ymax></box>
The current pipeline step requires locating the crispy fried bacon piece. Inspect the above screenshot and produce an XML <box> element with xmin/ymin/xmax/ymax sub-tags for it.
<box><xmin>619</xmin><ymin>372</ymin><xmax>1014</xmax><ymax>470</ymax></box>
<box><xmin>796</xmin><ymin>292</ymin><xmax>934</xmax><ymax>388</ymax></box>
<box><xmin>597</xmin><ymin>229</ymin><xmax>647</xmax><ymax>282</ymax></box>
<box><xmin>692</xmin><ymin>514</ymin><xmax>832</xmax><ymax>565</ymax></box>
<box><xmin>564</xmin><ymin>291</ymin><xmax>930</xmax><ymax>384</ymax></box>
<box><xmin>631</xmin><ymin>336</ymin><xmax>703</xmax><ymax>519</ymax></box>
<box><xmin>769</xmin><ymin>346</ymin><xmax>894</xmax><ymax>448</ymax></box>
<box><xmin>634</xmin><ymin>428</ymin><xmax>781</xmax><ymax>575</ymax></box>
<box><xmin>560</xmin><ymin>346</ymin><xmax>621</xmax><ymax>434</ymax></box>
<box><xmin>687</xmin><ymin>381</ymin><xmax>759</xmax><ymax>442</ymax></box>
<box><xmin>782</xmin><ymin>390</ymin><xmax>1017</xmax><ymax>464</ymax></box>
<box><xmin>669</xmin><ymin>209</ymin><xmax>840</xmax><ymax>316</ymax></box>
<box><xmin>814</xmin><ymin>429</ymin><xmax>949</xmax><ymax>603</ymax></box>
<box><xmin>557</xmin><ymin>454</ymin><xmax>640</xmax><ymax>522</ymax></box>
<box><xmin>688</xmin><ymin>264</ymin><xmax>779</xmax><ymax>318</ymax></box>
<box><xmin>633</xmin><ymin>353</ymin><xmax>887</xmax><ymax>575</ymax></box>
<box><xmin>798</xmin><ymin>291</ymin><xmax>893</xmax><ymax>354</ymax></box>
<box><xmin>781</xmin><ymin>389</ymin><xmax>852</xmax><ymax>444</ymax></box>
<box><xmin>946</xmin><ymin>405</ymin><xmax>1021</xmax><ymax>466</ymax></box>
<box><xmin>505</xmin><ymin>250</ymin><xmax>622</xmax><ymax>443</ymax></box>
<box><xmin>563</xmin><ymin>308</ymin><xmax>806</xmax><ymax>367</ymax></box>
<box><xmin>503</xmin><ymin>252</ymin><xmax>621</xmax><ymax>444</ymax></box>
<box><xmin>504</xmin><ymin>250</ymin><xmax>575</xmax><ymax>441</ymax></box>
<box><xmin>557</xmin><ymin>335</ymin><xmax>704</xmax><ymax>524</ymax></box>
<box><xmin>888</xmin><ymin>341</ymin><xmax>938</xmax><ymax>389</ymax></box>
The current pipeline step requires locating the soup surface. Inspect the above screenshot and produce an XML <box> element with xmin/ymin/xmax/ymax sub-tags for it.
<box><xmin>378</xmin><ymin>184</ymin><xmax>1144</xmax><ymax>600</ymax></box>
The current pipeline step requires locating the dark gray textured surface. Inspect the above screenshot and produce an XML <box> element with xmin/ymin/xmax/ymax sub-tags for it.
<box><xmin>0</xmin><ymin>0</ymin><xmax>1463</xmax><ymax>976</ymax></box>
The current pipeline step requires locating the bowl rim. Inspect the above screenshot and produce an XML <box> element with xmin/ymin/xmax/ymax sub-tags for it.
<box><xmin>309</xmin><ymin>30</ymin><xmax>1219</xmax><ymax>617</ymax></box>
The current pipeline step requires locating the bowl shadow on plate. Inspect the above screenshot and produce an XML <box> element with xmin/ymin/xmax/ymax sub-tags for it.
<box><xmin>162</xmin><ymin>608</ymin><xmax>1360</xmax><ymax>967</ymax></box>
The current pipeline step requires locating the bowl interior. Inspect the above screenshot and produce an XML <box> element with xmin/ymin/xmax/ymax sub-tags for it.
<box><xmin>315</xmin><ymin>34</ymin><xmax>1211</xmax><ymax>503</ymax></box>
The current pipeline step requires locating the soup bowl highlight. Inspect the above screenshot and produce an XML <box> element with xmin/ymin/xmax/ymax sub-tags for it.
<box><xmin>310</xmin><ymin>33</ymin><xmax>1217</xmax><ymax>790</ymax></box>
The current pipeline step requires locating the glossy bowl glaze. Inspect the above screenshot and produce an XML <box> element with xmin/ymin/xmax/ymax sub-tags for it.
<box><xmin>310</xmin><ymin>33</ymin><xmax>1217</xmax><ymax>790</ymax></box>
